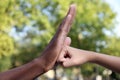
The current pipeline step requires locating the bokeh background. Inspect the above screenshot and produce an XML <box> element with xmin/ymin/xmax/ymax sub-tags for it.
<box><xmin>0</xmin><ymin>0</ymin><xmax>120</xmax><ymax>80</ymax></box>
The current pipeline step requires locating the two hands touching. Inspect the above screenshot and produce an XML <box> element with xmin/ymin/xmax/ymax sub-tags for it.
<box><xmin>42</xmin><ymin>4</ymin><xmax>120</xmax><ymax>74</ymax></box>
<box><xmin>0</xmin><ymin>4</ymin><xmax>77</xmax><ymax>80</ymax></box>
<box><xmin>0</xmin><ymin>4</ymin><xmax>120</xmax><ymax>80</ymax></box>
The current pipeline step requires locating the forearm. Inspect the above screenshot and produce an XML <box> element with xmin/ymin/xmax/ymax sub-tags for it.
<box><xmin>91</xmin><ymin>52</ymin><xmax>120</xmax><ymax>73</ymax></box>
<box><xmin>70</xmin><ymin>47</ymin><xmax>120</xmax><ymax>73</ymax></box>
<box><xmin>0</xmin><ymin>58</ymin><xmax>46</xmax><ymax>80</ymax></box>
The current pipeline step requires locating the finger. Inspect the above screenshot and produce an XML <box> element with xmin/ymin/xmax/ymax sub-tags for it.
<box><xmin>58</xmin><ymin>58</ymin><xmax>66</xmax><ymax>63</ymax></box>
<box><xmin>59</xmin><ymin>4</ymin><xmax>74</xmax><ymax>28</ymax></box>
<box><xmin>57</xmin><ymin>37</ymin><xmax>71</xmax><ymax>63</ymax></box>
<box><xmin>50</xmin><ymin>14</ymin><xmax>71</xmax><ymax>51</ymax></box>
<box><xmin>69</xmin><ymin>4</ymin><xmax>76</xmax><ymax>25</ymax></box>
<box><xmin>63</xmin><ymin>58</ymin><xmax>72</xmax><ymax>67</ymax></box>
<box><xmin>56</xmin><ymin>4</ymin><xmax>76</xmax><ymax>47</ymax></box>
<box><xmin>64</xmin><ymin>37</ymin><xmax>71</xmax><ymax>46</ymax></box>
<box><xmin>59</xmin><ymin>4</ymin><xmax>76</xmax><ymax>34</ymax></box>
<box><xmin>57</xmin><ymin>48</ymin><xmax>66</xmax><ymax>62</ymax></box>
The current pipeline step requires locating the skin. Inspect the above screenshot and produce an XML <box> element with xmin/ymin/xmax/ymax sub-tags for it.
<box><xmin>0</xmin><ymin>4</ymin><xmax>76</xmax><ymax>80</ymax></box>
<box><xmin>58</xmin><ymin>38</ymin><xmax>120</xmax><ymax>73</ymax></box>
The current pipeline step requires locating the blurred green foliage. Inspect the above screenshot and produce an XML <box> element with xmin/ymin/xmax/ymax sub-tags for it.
<box><xmin>0</xmin><ymin>0</ymin><xmax>120</xmax><ymax>78</ymax></box>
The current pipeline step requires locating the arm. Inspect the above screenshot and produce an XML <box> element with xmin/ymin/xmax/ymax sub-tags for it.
<box><xmin>0</xmin><ymin>58</ymin><xmax>47</xmax><ymax>80</ymax></box>
<box><xmin>58</xmin><ymin>46</ymin><xmax>120</xmax><ymax>73</ymax></box>
<box><xmin>0</xmin><ymin>4</ymin><xmax>76</xmax><ymax>80</ymax></box>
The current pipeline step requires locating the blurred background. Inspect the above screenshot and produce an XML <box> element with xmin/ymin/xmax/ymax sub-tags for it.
<box><xmin>0</xmin><ymin>0</ymin><xmax>120</xmax><ymax>80</ymax></box>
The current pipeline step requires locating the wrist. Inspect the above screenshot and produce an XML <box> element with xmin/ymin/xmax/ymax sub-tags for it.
<box><xmin>33</xmin><ymin>58</ymin><xmax>48</xmax><ymax>73</ymax></box>
<box><xmin>87</xmin><ymin>51</ymin><xmax>98</xmax><ymax>63</ymax></box>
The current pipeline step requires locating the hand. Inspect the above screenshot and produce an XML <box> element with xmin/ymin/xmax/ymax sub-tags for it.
<box><xmin>0</xmin><ymin>6</ymin><xmax>76</xmax><ymax>79</ymax></box>
<box><xmin>39</xmin><ymin>4</ymin><xmax>76</xmax><ymax>71</ymax></box>
<box><xmin>58</xmin><ymin>45</ymin><xmax>120</xmax><ymax>73</ymax></box>
<box><xmin>58</xmin><ymin>41</ymin><xmax>95</xmax><ymax>67</ymax></box>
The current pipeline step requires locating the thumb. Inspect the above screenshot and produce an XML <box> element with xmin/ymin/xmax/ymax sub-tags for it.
<box><xmin>58</xmin><ymin>37</ymin><xmax>71</xmax><ymax>62</ymax></box>
<box><xmin>64</xmin><ymin>37</ymin><xmax>71</xmax><ymax>46</ymax></box>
